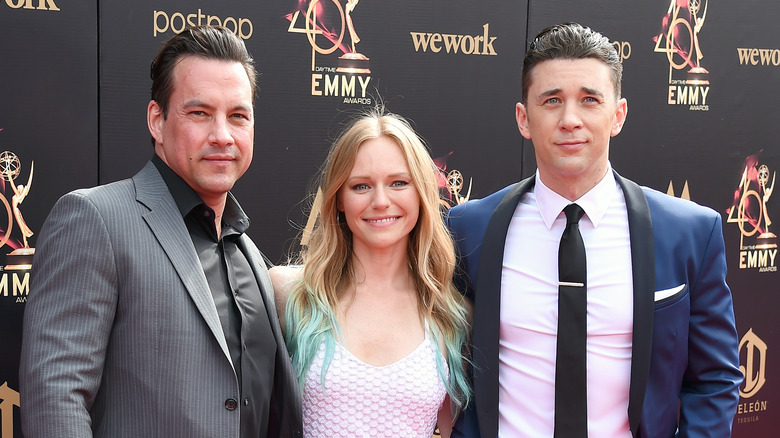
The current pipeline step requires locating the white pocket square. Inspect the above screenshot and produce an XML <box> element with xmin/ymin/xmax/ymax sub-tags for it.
<box><xmin>654</xmin><ymin>284</ymin><xmax>686</xmax><ymax>302</ymax></box>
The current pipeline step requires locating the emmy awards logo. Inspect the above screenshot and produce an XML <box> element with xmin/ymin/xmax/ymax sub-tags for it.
<box><xmin>727</xmin><ymin>155</ymin><xmax>776</xmax><ymax>251</ymax></box>
<box><xmin>0</xmin><ymin>151</ymin><xmax>35</xmax><ymax>270</ymax></box>
<box><xmin>654</xmin><ymin>0</ymin><xmax>709</xmax><ymax>85</ymax></box>
<box><xmin>288</xmin><ymin>0</ymin><xmax>371</xmax><ymax>74</ymax></box>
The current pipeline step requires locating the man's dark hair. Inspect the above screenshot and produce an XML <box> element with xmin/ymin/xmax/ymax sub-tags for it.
<box><xmin>150</xmin><ymin>25</ymin><xmax>258</xmax><ymax>118</ymax></box>
<box><xmin>521</xmin><ymin>22</ymin><xmax>622</xmax><ymax>103</ymax></box>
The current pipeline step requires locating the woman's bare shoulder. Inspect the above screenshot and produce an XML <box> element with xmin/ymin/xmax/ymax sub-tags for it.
<box><xmin>269</xmin><ymin>264</ymin><xmax>304</xmax><ymax>296</ymax></box>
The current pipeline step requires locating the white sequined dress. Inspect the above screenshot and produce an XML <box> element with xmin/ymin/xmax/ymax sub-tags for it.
<box><xmin>302</xmin><ymin>325</ymin><xmax>448</xmax><ymax>437</ymax></box>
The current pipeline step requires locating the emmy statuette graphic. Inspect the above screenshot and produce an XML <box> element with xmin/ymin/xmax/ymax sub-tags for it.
<box><xmin>337</xmin><ymin>0</ymin><xmax>370</xmax><ymax>74</ymax></box>
<box><xmin>685</xmin><ymin>0</ymin><xmax>709</xmax><ymax>85</ymax></box>
<box><xmin>446</xmin><ymin>169</ymin><xmax>472</xmax><ymax>206</ymax></box>
<box><xmin>756</xmin><ymin>164</ymin><xmax>776</xmax><ymax>250</ymax></box>
<box><xmin>0</xmin><ymin>151</ymin><xmax>35</xmax><ymax>270</ymax></box>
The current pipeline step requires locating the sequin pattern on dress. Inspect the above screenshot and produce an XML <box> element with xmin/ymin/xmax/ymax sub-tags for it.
<box><xmin>302</xmin><ymin>329</ymin><xmax>448</xmax><ymax>437</ymax></box>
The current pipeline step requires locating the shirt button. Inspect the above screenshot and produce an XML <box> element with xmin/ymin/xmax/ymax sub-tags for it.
<box><xmin>225</xmin><ymin>398</ymin><xmax>238</xmax><ymax>411</ymax></box>
<box><xmin>244</xmin><ymin>398</ymin><xmax>250</xmax><ymax>406</ymax></box>
<box><xmin>242</xmin><ymin>343</ymin><xmax>247</xmax><ymax>351</ymax></box>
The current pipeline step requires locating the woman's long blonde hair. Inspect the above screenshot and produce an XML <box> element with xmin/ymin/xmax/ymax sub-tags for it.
<box><xmin>284</xmin><ymin>109</ymin><xmax>471</xmax><ymax>410</ymax></box>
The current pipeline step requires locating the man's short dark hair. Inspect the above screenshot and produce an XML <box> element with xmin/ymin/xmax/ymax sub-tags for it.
<box><xmin>521</xmin><ymin>22</ymin><xmax>622</xmax><ymax>103</ymax></box>
<box><xmin>150</xmin><ymin>25</ymin><xmax>258</xmax><ymax>118</ymax></box>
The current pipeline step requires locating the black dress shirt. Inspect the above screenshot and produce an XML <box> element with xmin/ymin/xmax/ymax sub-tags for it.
<box><xmin>153</xmin><ymin>155</ymin><xmax>276</xmax><ymax>438</ymax></box>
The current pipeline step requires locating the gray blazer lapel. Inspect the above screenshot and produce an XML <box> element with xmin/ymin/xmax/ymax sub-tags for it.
<box><xmin>474</xmin><ymin>176</ymin><xmax>534</xmax><ymax>438</ymax></box>
<box><xmin>615</xmin><ymin>171</ymin><xmax>655</xmax><ymax>436</ymax></box>
<box><xmin>133</xmin><ymin>162</ymin><xmax>232</xmax><ymax>362</ymax></box>
<box><xmin>239</xmin><ymin>233</ymin><xmax>304</xmax><ymax>435</ymax></box>
<box><xmin>237</xmin><ymin>235</ymin><xmax>281</xmax><ymax>342</ymax></box>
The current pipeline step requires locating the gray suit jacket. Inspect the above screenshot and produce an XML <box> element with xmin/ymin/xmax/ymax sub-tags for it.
<box><xmin>20</xmin><ymin>161</ymin><xmax>302</xmax><ymax>437</ymax></box>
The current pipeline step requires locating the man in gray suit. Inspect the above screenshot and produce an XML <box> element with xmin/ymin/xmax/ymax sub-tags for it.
<box><xmin>19</xmin><ymin>26</ymin><xmax>302</xmax><ymax>437</ymax></box>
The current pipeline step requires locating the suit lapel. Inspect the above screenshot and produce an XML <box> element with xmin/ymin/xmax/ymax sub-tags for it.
<box><xmin>239</xmin><ymin>236</ymin><xmax>304</xmax><ymax>429</ymax></box>
<box><xmin>133</xmin><ymin>162</ymin><xmax>232</xmax><ymax>362</ymax></box>
<box><xmin>237</xmin><ymin>235</ymin><xmax>284</xmax><ymax>345</ymax></box>
<box><xmin>473</xmin><ymin>177</ymin><xmax>534</xmax><ymax>438</ymax></box>
<box><xmin>614</xmin><ymin>171</ymin><xmax>655</xmax><ymax>436</ymax></box>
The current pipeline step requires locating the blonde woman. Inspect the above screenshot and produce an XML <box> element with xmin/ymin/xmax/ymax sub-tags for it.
<box><xmin>271</xmin><ymin>110</ymin><xmax>470</xmax><ymax>437</ymax></box>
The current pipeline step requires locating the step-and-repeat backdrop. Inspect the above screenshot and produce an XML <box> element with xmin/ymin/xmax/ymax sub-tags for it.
<box><xmin>1</xmin><ymin>0</ymin><xmax>777</xmax><ymax>436</ymax></box>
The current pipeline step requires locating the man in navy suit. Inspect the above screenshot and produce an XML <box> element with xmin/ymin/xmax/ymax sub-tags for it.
<box><xmin>447</xmin><ymin>23</ymin><xmax>741</xmax><ymax>437</ymax></box>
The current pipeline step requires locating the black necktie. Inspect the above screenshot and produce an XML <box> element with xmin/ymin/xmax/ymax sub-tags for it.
<box><xmin>554</xmin><ymin>203</ymin><xmax>588</xmax><ymax>437</ymax></box>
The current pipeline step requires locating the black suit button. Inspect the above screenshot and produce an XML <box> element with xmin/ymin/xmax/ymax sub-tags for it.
<box><xmin>225</xmin><ymin>398</ymin><xmax>238</xmax><ymax>411</ymax></box>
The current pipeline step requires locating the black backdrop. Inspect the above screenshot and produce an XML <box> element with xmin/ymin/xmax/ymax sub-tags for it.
<box><xmin>1</xmin><ymin>0</ymin><xmax>777</xmax><ymax>436</ymax></box>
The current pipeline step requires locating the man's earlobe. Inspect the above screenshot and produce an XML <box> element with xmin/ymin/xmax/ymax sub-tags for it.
<box><xmin>147</xmin><ymin>100</ymin><xmax>164</xmax><ymax>142</ymax></box>
<box><xmin>611</xmin><ymin>98</ymin><xmax>628</xmax><ymax>137</ymax></box>
<box><xmin>516</xmin><ymin>103</ymin><xmax>533</xmax><ymax>140</ymax></box>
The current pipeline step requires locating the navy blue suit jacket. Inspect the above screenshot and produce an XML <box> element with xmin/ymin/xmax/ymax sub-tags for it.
<box><xmin>447</xmin><ymin>172</ymin><xmax>742</xmax><ymax>437</ymax></box>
